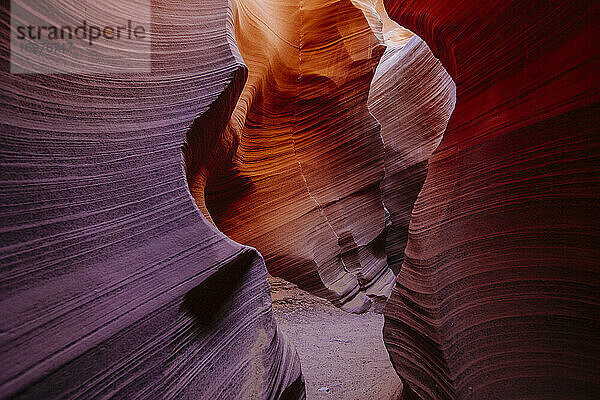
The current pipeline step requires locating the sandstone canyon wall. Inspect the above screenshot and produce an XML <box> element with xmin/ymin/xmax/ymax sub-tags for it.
<box><xmin>0</xmin><ymin>1</ymin><xmax>304</xmax><ymax>398</ymax></box>
<box><xmin>2</xmin><ymin>0</ymin><xmax>598</xmax><ymax>398</ymax></box>
<box><xmin>382</xmin><ymin>0</ymin><xmax>600</xmax><ymax>399</ymax></box>
<box><xmin>187</xmin><ymin>0</ymin><xmax>397</xmax><ymax>312</ymax></box>
<box><xmin>368</xmin><ymin>36</ymin><xmax>456</xmax><ymax>275</ymax></box>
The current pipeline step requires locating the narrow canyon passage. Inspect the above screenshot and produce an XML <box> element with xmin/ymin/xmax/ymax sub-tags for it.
<box><xmin>183</xmin><ymin>0</ymin><xmax>455</xmax><ymax>398</ymax></box>
<box><xmin>1</xmin><ymin>0</ymin><xmax>598</xmax><ymax>399</ymax></box>
<box><xmin>184</xmin><ymin>0</ymin><xmax>455</xmax><ymax>397</ymax></box>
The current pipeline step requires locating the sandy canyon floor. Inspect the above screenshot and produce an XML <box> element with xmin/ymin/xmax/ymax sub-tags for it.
<box><xmin>270</xmin><ymin>277</ymin><xmax>402</xmax><ymax>399</ymax></box>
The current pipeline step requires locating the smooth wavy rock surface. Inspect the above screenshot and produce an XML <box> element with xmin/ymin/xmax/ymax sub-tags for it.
<box><xmin>187</xmin><ymin>0</ymin><xmax>396</xmax><ymax>312</ymax></box>
<box><xmin>368</xmin><ymin>36</ymin><xmax>456</xmax><ymax>275</ymax></box>
<box><xmin>0</xmin><ymin>1</ymin><xmax>303</xmax><ymax>399</ymax></box>
<box><xmin>374</xmin><ymin>0</ymin><xmax>413</xmax><ymax>47</ymax></box>
<box><xmin>382</xmin><ymin>0</ymin><xmax>600</xmax><ymax>399</ymax></box>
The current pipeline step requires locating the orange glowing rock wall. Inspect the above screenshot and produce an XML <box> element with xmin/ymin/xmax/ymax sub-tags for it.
<box><xmin>188</xmin><ymin>0</ymin><xmax>397</xmax><ymax>312</ymax></box>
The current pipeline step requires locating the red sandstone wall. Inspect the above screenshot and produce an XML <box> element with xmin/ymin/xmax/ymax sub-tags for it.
<box><xmin>382</xmin><ymin>0</ymin><xmax>600</xmax><ymax>398</ymax></box>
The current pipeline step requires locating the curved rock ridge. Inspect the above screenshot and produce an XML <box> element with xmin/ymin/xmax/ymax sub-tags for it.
<box><xmin>0</xmin><ymin>1</ymin><xmax>303</xmax><ymax>399</ymax></box>
<box><xmin>382</xmin><ymin>0</ymin><xmax>600</xmax><ymax>399</ymax></box>
<box><xmin>368</xmin><ymin>36</ymin><xmax>456</xmax><ymax>276</ymax></box>
<box><xmin>187</xmin><ymin>0</ymin><xmax>397</xmax><ymax>312</ymax></box>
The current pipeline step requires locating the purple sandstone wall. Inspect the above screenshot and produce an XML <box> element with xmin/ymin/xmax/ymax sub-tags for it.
<box><xmin>0</xmin><ymin>1</ymin><xmax>304</xmax><ymax>398</ymax></box>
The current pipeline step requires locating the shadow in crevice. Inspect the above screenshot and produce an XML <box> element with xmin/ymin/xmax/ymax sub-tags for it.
<box><xmin>182</xmin><ymin>62</ymin><xmax>248</xmax><ymax>224</ymax></box>
<box><xmin>181</xmin><ymin>251</ymin><xmax>250</xmax><ymax>328</ymax></box>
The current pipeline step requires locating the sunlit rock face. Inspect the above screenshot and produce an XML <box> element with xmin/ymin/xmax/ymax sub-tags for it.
<box><xmin>383</xmin><ymin>0</ymin><xmax>600</xmax><ymax>399</ymax></box>
<box><xmin>187</xmin><ymin>0</ymin><xmax>397</xmax><ymax>312</ymax></box>
<box><xmin>374</xmin><ymin>0</ymin><xmax>413</xmax><ymax>47</ymax></box>
<box><xmin>0</xmin><ymin>1</ymin><xmax>303</xmax><ymax>399</ymax></box>
<box><xmin>368</xmin><ymin>36</ymin><xmax>456</xmax><ymax>275</ymax></box>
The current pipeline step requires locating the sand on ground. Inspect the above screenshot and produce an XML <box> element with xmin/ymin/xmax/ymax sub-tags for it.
<box><xmin>270</xmin><ymin>277</ymin><xmax>402</xmax><ymax>400</ymax></box>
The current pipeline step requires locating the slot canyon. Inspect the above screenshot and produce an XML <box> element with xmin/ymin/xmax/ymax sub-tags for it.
<box><xmin>0</xmin><ymin>0</ymin><xmax>598</xmax><ymax>399</ymax></box>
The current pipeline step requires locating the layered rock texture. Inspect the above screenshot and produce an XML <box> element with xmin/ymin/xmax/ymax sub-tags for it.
<box><xmin>0</xmin><ymin>1</ymin><xmax>303</xmax><ymax>399</ymax></box>
<box><xmin>2</xmin><ymin>0</ymin><xmax>599</xmax><ymax>398</ymax></box>
<box><xmin>368</xmin><ymin>36</ymin><xmax>456</xmax><ymax>274</ymax></box>
<box><xmin>187</xmin><ymin>0</ymin><xmax>397</xmax><ymax>312</ymax></box>
<box><xmin>382</xmin><ymin>0</ymin><xmax>600</xmax><ymax>399</ymax></box>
